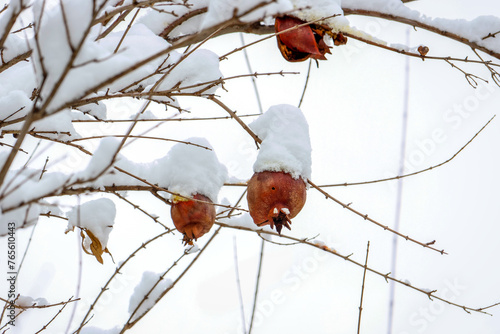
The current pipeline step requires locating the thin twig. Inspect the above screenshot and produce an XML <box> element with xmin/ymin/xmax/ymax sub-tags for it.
<box><xmin>357</xmin><ymin>241</ymin><xmax>370</xmax><ymax>334</ymax></box>
<box><xmin>210</xmin><ymin>96</ymin><xmax>446</xmax><ymax>253</ymax></box>
<box><xmin>65</xmin><ymin>197</ymin><xmax>82</xmax><ymax>334</ymax></box>
<box><xmin>35</xmin><ymin>296</ymin><xmax>76</xmax><ymax>334</ymax></box>
<box><xmin>113</xmin><ymin>8</ymin><xmax>140</xmax><ymax>53</ymax></box>
<box><xmin>71</xmin><ymin>113</ymin><xmax>260</xmax><ymax>123</ymax></box>
<box><xmin>215</xmin><ymin>221</ymin><xmax>498</xmax><ymax>315</ymax></box>
<box><xmin>208</xmin><ymin>96</ymin><xmax>261</xmax><ymax>145</ymax></box>
<box><xmin>0</xmin><ymin>297</ymin><xmax>79</xmax><ymax>310</ymax></box>
<box><xmin>319</xmin><ymin>115</ymin><xmax>496</xmax><ymax>187</ymax></box>
<box><xmin>308</xmin><ymin>179</ymin><xmax>446</xmax><ymax>254</ymax></box>
<box><xmin>343</xmin><ymin>32</ymin><xmax>500</xmax><ymax>67</ymax></box>
<box><xmin>71</xmin><ymin>135</ymin><xmax>212</xmax><ymax>150</ymax></box>
<box><xmin>111</xmin><ymin>191</ymin><xmax>170</xmax><ymax>230</ymax></box>
<box><xmin>342</xmin><ymin>8</ymin><xmax>500</xmax><ymax>60</ymax></box>
<box><xmin>233</xmin><ymin>236</ymin><xmax>247</xmax><ymax>334</ymax></box>
<box><xmin>248</xmin><ymin>239</ymin><xmax>265</xmax><ymax>334</ymax></box>
<box><xmin>121</xmin><ymin>226</ymin><xmax>222</xmax><ymax>332</ymax></box>
<box><xmin>74</xmin><ymin>231</ymin><xmax>171</xmax><ymax>334</ymax></box>
<box><xmin>15</xmin><ymin>221</ymin><xmax>38</xmax><ymax>284</ymax></box>
<box><xmin>126</xmin><ymin>250</ymin><xmax>189</xmax><ymax>326</ymax></box>
<box><xmin>445</xmin><ymin>59</ymin><xmax>488</xmax><ymax>88</ymax></box>
<box><xmin>298</xmin><ymin>59</ymin><xmax>312</xmax><ymax>108</ymax></box>
<box><xmin>239</xmin><ymin>33</ymin><xmax>263</xmax><ymax>114</ymax></box>
<box><xmin>472</xmin><ymin>48</ymin><xmax>500</xmax><ymax>86</ymax></box>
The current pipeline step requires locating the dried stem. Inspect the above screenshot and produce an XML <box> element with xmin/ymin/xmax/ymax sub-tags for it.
<box><xmin>74</xmin><ymin>231</ymin><xmax>171</xmax><ymax>334</ymax></box>
<box><xmin>345</xmin><ymin>31</ymin><xmax>500</xmax><ymax>73</ymax></box>
<box><xmin>210</xmin><ymin>96</ymin><xmax>445</xmax><ymax>253</ymax></box>
<box><xmin>121</xmin><ymin>226</ymin><xmax>222</xmax><ymax>332</ymax></box>
<box><xmin>34</xmin><ymin>296</ymin><xmax>75</xmax><ymax>334</ymax></box>
<box><xmin>215</xmin><ymin>221</ymin><xmax>497</xmax><ymax>315</ymax></box>
<box><xmin>308</xmin><ymin>179</ymin><xmax>446</xmax><ymax>254</ymax></box>
<box><xmin>111</xmin><ymin>191</ymin><xmax>170</xmax><ymax>230</ymax></box>
<box><xmin>357</xmin><ymin>241</ymin><xmax>370</xmax><ymax>334</ymax></box>
<box><xmin>298</xmin><ymin>59</ymin><xmax>313</xmax><ymax>108</ymax></box>
<box><xmin>233</xmin><ymin>236</ymin><xmax>247</xmax><ymax>334</ymax></box>
<box><xmin>342</xmin><ymin>8</ymin><xmax>500</xmax><ymax>60</ymax></box>
<box><xmin>248</xmin><ymin>239</ymin><xmax>265</xmax><ymax>334</ymax></box>
<box><xmin>208</xmin><ymin>96</ymin><xmax>261</xmax><ymax>145</ymax></box>
<box><xmin>0</xmin><ymin>297</ymin><xmax>79</xmax><ymax>310</ymax></box>
<box><xmin>319</xmin><ymin>115</ymin><xmax>495</xmax><ymax>187</ymax></box>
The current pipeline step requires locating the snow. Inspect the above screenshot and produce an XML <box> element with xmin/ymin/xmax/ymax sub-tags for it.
<box><xmin>128</xmin><ymin>271</ymin><xmax>173</xmax><ymax>322</ymax></box>
<box><xmin>342</xmin><ymin>0</ymin><xmax>500</xmax><ymax>53</ymax></box>
<box><xmin>0</xmin><ymin>165</ymin><xmax>68</xmax><ymax>228</ymax></box>
<box><xmin>129</xmin><ymin>109</ymin><xmax>156</xmax><ymax>120</ymax></box>
<box><xmin>1</xmin><ymin>33</ymin><xmax>31</xmax><ymax>64</ymax></box>
<box><xmin>93</xmin><ymin>23</ymin><xmax>174</xmax><ymax>93</ymax></box>
<box><xmin>76</xmin><ymin>98</ymin><xmax>108</xmax><ymax>120</ymax></box>
<box><xmin>67</xmin><ymin>137</ymin><xmax>227</xmax><ymax>203</ymax></box>
<box><xmin>220</xmin><ymin>213</ymin><xmax>275</xmax><ymax>238</ymax></box>
<box><xmin>0</xmin><ymin>90</ymin><xmax>32</xmax><ymax>124</ymax></box>
<box><xmin>138</xmin><ymin>1</ymin><xmax>209</xmax><ymax>37</ymax></box>
<box><xmin>185</xmin><ymin>243</ymin><xmax>200</xmax><ymax>254</ymax></box>
<box><xmin>151</xmin><ymin>49</ymin><xmax>223</xmax><ymax>95</ymax></box>
<box><xmin>202</xmin><ymin>0</ymin><xmax>292</xmax><ymax>29</ymax></box>
<box><xmin>250</xmin><ymin>104</ymin><xmax>312</xmax><ymax>181</ymax></box>
<box><xmin>31</xmin><ymin>109</ymin><xmax>81</xmax><ymax>141</ymax></box>
<box><xmin>66</xmin><ymin>198</ymin><xmax>116</xmax><ymax>249</ymax></box>
<box><xmin>0</xmin><ymin>205</ymin><xmax>41</xmax><ymax>235</ymax></box>
<box><xmin>72</xmin><ymin>137</ymin><xmax>121</xmax><ymax>182</ymax></box>
<box><xmin>290</xmin><ymin>0</ymin><xmax>349</xmax><ymax>31</ymax></box>
<box><xmin>16</xmin><ymin>296</ymin><xmax>48</xmax><ymax>307</ymax></box>
<box><xmin>80</xmin><ymin>326</ymin><xmax>120</xmax><ymax>334</ymax></box>
<box><xmin>30</xmin><ymin>0</ymin><xmax>173</xmax><ymax>112</ymax></box>
<box><xmin>159</xmin><ymin>137</ymin><xmax>228</xmax><ymax>202</ymax></box>
<box><xmin>31</xmin><ymin>0</ymin><xmax>94</xmax><ymax>112</ymax></box>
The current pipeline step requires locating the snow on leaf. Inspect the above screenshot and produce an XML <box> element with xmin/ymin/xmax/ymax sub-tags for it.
<box><xmin>66</xmin><ymin>198</ymin><xmax>116</xmax><ymax>263</ymax></box>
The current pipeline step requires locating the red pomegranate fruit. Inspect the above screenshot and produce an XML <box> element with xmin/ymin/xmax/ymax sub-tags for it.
<box><xmin>171</xmin><ymin>193</ymin><xmax>215</xmax><ymax>245</ymax></box>
<box><xmin>247</xmin><ymin>171</ymin><xmax>307</xmax><ymax>234</ymax></box>
<box><xmin>275</xmin><ymin>15</ymin><xmax>331</xmax><ymax>62</ymax></box>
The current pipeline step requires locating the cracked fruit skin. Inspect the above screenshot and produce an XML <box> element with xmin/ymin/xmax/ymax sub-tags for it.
<box><xmin>247</xmin><ymin>171</ymin><xmax>307</xmax><ymax>234</ymax></box>
<box><xmin>171</xmin><ymin>193</ymin><xmax>215</xmax><ymax>244</ymax></box>
<box><xmin>275</xmin><ymin>15</ymin><xmax>331</xmax><ymax>62</ymax></box>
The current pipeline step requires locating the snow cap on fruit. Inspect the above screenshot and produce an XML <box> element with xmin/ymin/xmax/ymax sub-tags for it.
<box><xmin>249</xmin><ymin>104</ymin><xmax>312</xmax><ymax>182</ymax></box>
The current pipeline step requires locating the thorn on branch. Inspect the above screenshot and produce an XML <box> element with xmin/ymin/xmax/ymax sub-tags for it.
<box><xmin>482</xmin><ymin>30</ymin><xmax>500</xmax><ymax>40</ymax></box>
<box><xmin>425</xmin><ymin>289</ymin><xmax>437</xmax><ymax>300</ymax></box>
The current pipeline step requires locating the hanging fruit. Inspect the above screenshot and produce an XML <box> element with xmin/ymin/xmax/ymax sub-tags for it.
<box><xmin>171</xmin><ymin>193</ymin><xmax>216</xmax><ymax>245</ymax></box>
<box><xmin>246</xmin><ymin>104</ymin><xmax>312</xmax><ymax>234</ymax></box>
<box><xmin>275</xmin><ymin>15</ymin><xmax>347</xmax><ymax>62</ymax></box>
<box><xmin>247</xmin><ymin>171</ymin><xmax>307</xmax><ymax>234</ymax></box>
<box><xmin>163</xmin><ymin>137</ymin><xmax>227</xmax><ymax>245</ymax></box>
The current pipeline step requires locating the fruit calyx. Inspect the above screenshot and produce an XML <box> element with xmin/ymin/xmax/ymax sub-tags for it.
<box><xmin>259</xmin><ymin>206</ymin><xmax>292</xmax><ymax>235</ymax></box>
